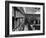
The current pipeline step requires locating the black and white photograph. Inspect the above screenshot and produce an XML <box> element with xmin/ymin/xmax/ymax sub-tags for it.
<box><xmin>5</xmin><ymin>1</ymin><xmax>45</xmax><ymax>37</ymax></box>
<box><xmin>12</xmin><ymin>7</ymin><xmax>40</xmax><ymax>31</ymax></box>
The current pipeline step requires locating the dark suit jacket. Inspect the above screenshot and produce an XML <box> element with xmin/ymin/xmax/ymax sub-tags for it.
<box><xmin>25</xmin><ymin>18</ymin><xmax>33</xmax><ymax>30</ymax></box>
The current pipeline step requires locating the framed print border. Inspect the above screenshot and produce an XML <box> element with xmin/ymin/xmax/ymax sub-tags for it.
<box><xmin>5</xmin><ymin>1</ymin><xmax>45</xmax><ymax>37</ymax></box>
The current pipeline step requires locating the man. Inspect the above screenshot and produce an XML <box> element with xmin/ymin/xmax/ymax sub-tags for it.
<box><xmin>25</xmin><ymin>16</ymin><xmax>34</xmax><ymax>30</ymax></box>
